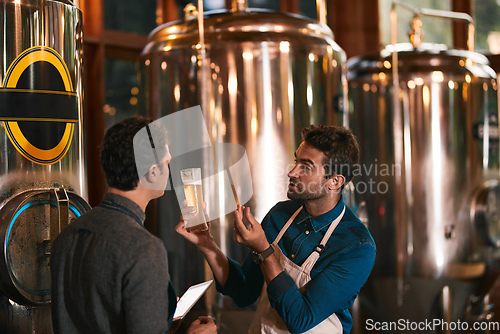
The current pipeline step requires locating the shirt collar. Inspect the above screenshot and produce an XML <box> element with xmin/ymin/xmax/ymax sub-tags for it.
<box><xmin>295</xmin><ymin>197</ymin><xmax>345</xmax><ymax>232</ymax></box>
<box><xmin>101</xmin><ymin>193</ymin><xmax>146</xmax><ymax>225</ymax></box>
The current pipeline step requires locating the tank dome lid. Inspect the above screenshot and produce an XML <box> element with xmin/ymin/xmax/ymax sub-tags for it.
<box><xmin>145</xmin><ymin>8</ymin><xmax>336</xmax><ymax>48</ymax></box>
<box><xmin>347</xmin><ymin>42</ymin><xmax>496</xmax><ymax>79</ymax></box>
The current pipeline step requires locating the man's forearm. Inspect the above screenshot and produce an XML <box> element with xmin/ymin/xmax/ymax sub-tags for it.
<box><xmin>259</xmin><ymin>253</ymin><xmax>283</xmax><ymax>285</ymax></box>
<box><xmin>197</xmin><ymin>240</ymin><xmax>230</xmax><ymax>287</ymax></box>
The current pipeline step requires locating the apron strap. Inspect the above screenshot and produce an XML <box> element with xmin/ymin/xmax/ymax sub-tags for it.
<box><xmin>301</xmin><ymin>206</ymin><xmax>345</xmax><ymax>271</ymax></box>
<box><xmin>318</xmin><ymin>206</ymin><xmax>345</xmax><ymax>247</ymax></box>
<box><xmin>272</xmin><ymin>206</ymin><xmax>303</xmax><ymax>245</ymax></box>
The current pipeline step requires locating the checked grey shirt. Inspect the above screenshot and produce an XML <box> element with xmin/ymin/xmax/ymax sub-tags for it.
<box><xmin>51</xmin><ymin>193</ymin><xmax>177</xmax><ymax>334</ymax></box>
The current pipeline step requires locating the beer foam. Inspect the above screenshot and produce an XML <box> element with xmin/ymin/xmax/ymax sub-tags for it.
<box><xmin>184</xmin><ymin>179</ymin><xmax>202</xmax><ymax>185</ymax></box>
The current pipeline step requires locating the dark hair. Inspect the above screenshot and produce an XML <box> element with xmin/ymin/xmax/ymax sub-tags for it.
<box><xmin>301</xmin><ymin>125</ymin><xmax>359</xmax><ymax>187</ymax></box>
<box><xmin>100</xmin><ymin>116</ymin><xmax>168</xmax><ymax>191</ymax></box>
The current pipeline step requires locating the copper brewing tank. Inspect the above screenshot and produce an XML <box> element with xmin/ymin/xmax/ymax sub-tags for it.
<box><xmin>139</xmin><ymin>0</ymin><xmax>347</xmax><ymax>328</ymax></box>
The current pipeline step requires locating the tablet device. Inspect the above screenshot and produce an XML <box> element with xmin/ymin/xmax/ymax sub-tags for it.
<box><xmin>173</xmin><ymin>280</ymin><xmax>213</xmax><ymax>321</ymax></box>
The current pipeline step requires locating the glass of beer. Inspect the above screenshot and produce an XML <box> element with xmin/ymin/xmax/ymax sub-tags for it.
<box><xmin>180</xmin><ymin>168</ymin><xmax>208</xmax><ymax>232</ymax></box>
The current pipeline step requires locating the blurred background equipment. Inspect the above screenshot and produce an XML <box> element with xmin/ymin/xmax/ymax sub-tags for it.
<box><xmin>348</xmin><ymin>2</ymin><xmax>500</xmax><ymax>331</ymax></box>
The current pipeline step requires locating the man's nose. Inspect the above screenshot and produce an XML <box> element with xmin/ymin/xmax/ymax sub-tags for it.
<box><xmin>288</xmin><ymin>165</ymin><xmax>299</xmax><ymax>179</ymax></box>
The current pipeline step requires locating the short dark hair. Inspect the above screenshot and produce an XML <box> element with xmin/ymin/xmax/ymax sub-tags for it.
<box><xmin>301</xmin><ymin>125</ymin><xmax>359</xmax><ymax>187</ymax></box>
<box><xmin>100</xmin><ymin>116</ymin><xmax>168</xmax><ymax>191</ymax></box>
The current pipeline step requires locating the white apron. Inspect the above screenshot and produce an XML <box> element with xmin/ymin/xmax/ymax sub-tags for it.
<box><xmin>248</xmin><ymin>205</ymin><xmax>346</xmax><ymax>334</ymax></box>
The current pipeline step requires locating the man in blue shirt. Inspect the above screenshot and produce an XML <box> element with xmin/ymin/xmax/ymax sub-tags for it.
<box><xmin>177</xmin><ymin>125</ymin><xmax>376</xmax><ymax>333</ymax></box>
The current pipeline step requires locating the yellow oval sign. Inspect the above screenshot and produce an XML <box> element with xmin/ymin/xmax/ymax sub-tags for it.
<box><xmin>0</xmin><ymin>46</ymin><xmax>78</xmax><ymax>165</ymax></box>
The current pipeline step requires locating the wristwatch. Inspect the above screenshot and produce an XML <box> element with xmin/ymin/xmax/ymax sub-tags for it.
<box><xmin>252</xmin><ymin>244</ymin><xmax>274</xmax><ymax>264</ymax></box>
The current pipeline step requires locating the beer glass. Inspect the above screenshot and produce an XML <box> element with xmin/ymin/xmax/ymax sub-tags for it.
<box><xmin>180</xmin><ymin>168</ymin><xmax>208</xmax><ymax>232</ymax></box>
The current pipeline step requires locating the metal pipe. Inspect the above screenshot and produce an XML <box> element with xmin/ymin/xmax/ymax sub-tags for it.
<box><xmin>418</xmin><ymin>8</ymin><xmax>474</xmax><ymax>51</ymax></box>
<box><xmin>231</xmin><ymin>0</ymin><xmax>247</xmax><ymax>13</ymax></box>
<box><xmin>197</xmin><ymin>0</ymin><xmax>208</xmax><ymax>115</ymax></box>
<box><xmin>390</xmin><ymin>1</ymin><xmax>405</xmax><ymax>308</ymax></box>
<box><xmin>196</xmin><ymin>0</ymin><xmax>216</xmax><ymax>318</ymax></box>
<box><xmin>316</xmin><ymin>0</ymin><xmax>327</xmax><ymax>25</ymax></box>
<box><xmin>442</xmin><ymin>286</ymin><xmax>452</xmax><ymax>334</ymax></box>
<box><xmin>392</xmin><ymin>1</ymin><xmax>475</xmax><ymax>51</ymax></box>
<box><xmin>196</xmin><ymin>0</ymin><xmax>241</xmax><ymax>317</ymax></box>
<box><xmin>418</xmin><ymin>7</ymin><xmax>473</xmax><ymax>23</ymax></box>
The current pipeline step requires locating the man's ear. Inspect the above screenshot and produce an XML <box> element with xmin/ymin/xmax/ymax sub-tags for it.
<box><xmin>329</xmin><ymin>174</ymin><xmax>345</xmax><ymax>190</ymax></box>
<box><xmin>145</xmin><ymin>164</ymin><xmax>160</xmax><ymax>183</ymax></box>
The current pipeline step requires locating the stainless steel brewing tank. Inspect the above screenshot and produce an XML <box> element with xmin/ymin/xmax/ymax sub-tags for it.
<box><xmin>0</xmin><ymin>0</ymin><xmax>88</xmax><ymax>332</ymax></box>
<box><xmin>0</xmin><ymin>0</ymin><xmax>85</xmax><ymax>195</ymax></box>
<box><xmin>139</xmin><ymin>5</ymin><xmax>346</xmax><ymax>316</ymax></box>
<box><xmin>347</xmin><ymin>43</ymin><xmax>500</xmax><ymax>324</ymax></box>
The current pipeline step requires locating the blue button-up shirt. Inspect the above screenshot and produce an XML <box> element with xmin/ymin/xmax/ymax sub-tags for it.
<box><xmin>215</xmin><ymin>197</ymin><xmax>376</xmax><ymax>333</ymax></box>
